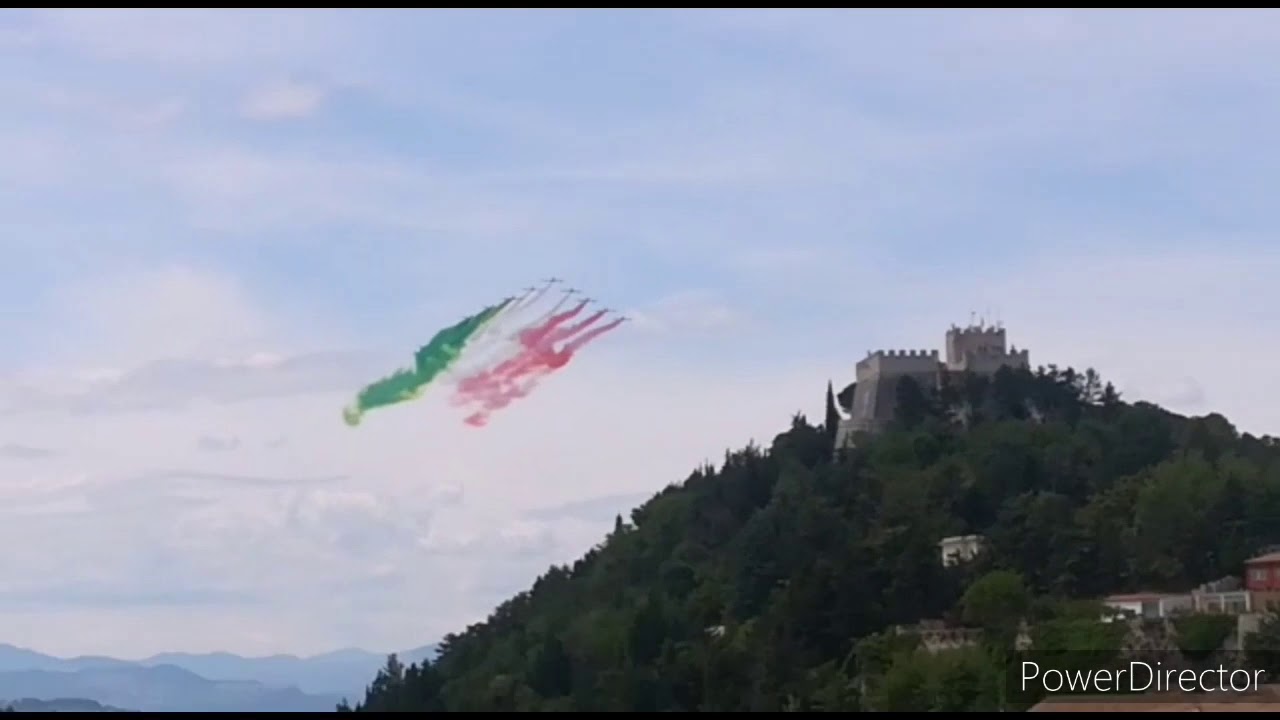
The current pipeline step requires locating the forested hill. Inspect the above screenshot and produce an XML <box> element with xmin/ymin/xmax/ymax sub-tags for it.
<box><xmin>342</xmin><ymin>363</ymin><xmax>1280</xmax><ymax>711</ymax></box>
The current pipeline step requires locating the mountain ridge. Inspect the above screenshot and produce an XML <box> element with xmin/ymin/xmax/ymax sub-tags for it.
<box><xmin>0</xmin><ymin>642</ymin><xmax>437</xmax><ymax>710</ymax></box>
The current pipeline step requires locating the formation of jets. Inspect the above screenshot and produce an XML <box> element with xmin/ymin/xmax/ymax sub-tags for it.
<box><xmin>526</xmin><ymin>277</ymin><xmax>627</xmax><ymax>321</ymax></box>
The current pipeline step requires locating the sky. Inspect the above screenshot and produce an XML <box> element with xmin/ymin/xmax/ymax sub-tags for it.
<box><xmin>3</xmin><ymin>8</ymin><xmax>1280</xmax><ymax>659</ymax></box>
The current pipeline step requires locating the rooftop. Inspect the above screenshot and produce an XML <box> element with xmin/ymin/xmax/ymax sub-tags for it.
<box><xmin>1102</xmin><ymin>592</ymin><xmax>1185</xmax><ymax>603</ymax></box>
<box><xmin>938</xmin><ymin>534</ymin><xmax>983</xmax><ymax>544</ymax></box>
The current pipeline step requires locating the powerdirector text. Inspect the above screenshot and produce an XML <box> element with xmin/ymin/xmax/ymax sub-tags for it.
<box><xmin>1004</xmin><ymin>652</ymin><xmax>1280</xmax><ymax>705</ymax></box>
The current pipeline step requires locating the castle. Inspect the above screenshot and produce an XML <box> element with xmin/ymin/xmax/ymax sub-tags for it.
<box><xmin>834</xmin><ymin>321</ymin><xmax>1030</xmax><ymax>448</ymax></box>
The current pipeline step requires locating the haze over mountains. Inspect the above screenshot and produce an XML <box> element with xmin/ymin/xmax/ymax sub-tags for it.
<box><xmin>0</xmin><ymin>643</ymin><xmax>436</xmax><ymax>712</ymax></box>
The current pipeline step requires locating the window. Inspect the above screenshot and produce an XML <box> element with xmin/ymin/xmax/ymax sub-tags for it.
<box><xmin>1253</xmin><ymin>568</ymin><xmax>1269</xmax><ymax>584</ymax></box>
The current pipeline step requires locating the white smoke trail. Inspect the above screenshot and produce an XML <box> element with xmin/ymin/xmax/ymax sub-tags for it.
<box><xmin>441</xmin><ymin>285</ymin><xmax>566</xmax><ymax>385</ymax></box>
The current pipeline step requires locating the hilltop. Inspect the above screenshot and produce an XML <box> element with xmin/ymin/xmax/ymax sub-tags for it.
<box><xmin>343</xmin><ymin>362</ymin><xmax>1280</xmax><ymax>711</ymax></box>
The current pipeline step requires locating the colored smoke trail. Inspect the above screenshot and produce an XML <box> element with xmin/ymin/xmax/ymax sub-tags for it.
<box><xmin>516</xmin><ymin>281</ymin><xmax>555</xmax><ymax>311</ymax></box>
<box><xmin>450</xmin><ymin>298</ymin><xmax>590</xmax><ymax>404</ymax></box>
<box><xmin>518</xmin><ymin>298</ymin><xmax>590</xmax><ymax>348</ymax></box>
<box><xmin>441</xmin><ymin>284</ymin><xmax>567</xmax><ymax>394</ymax></box>
<box><xmin>461</xmin><ymin>315</ymin><xmax>626</xmax><ymax>427</ymax></box>
<box><xmin>342</xmin><ymin>296</ymin><xmax>511</xmax><ymax>426</ymax></box>
<box><xmin>564</xmin><ymin>315</ymin><xmax>626</xmax><ymax>354</ymax></box>
<box><xmin>453</xmin><ymin>285</ymin><xmax>573</xmax><ymax>426</ymax></box>
<box><xmin>457</xmin><ymin>294</ymin><xmax>518</xmax><ymax>354</ymax></box>
<box><xmin>439</xmin><ymin>286</ymin><xmax>539</xmax><ymax>383</ymax></box>
<box><xmin>530</xmin><ymin>285</ymin><xmax>576</xmax><ymax>323</ymax></box>
<box><xmin>463</xmin><ymin>308</ymin><xmax>608</xmax><ymax>402</ymax></box>
<box><xmin>546</xmin><ymin>308</ymin><xmax>608</xmax><ymax>344</ymax></box>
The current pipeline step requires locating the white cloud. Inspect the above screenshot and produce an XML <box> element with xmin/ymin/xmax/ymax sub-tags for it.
<box><xmin>44</xmin><ymin>266</ymin><xmax>273</xmax><ymax>364</ymax></box>
<box><xmin>0</xmin><ymin>443</ymin><xmax>58</xmax><ymax>460</ymax></box>
<box><xmin>27</xmin><ymin>9</ymin><xmax>351</xmax><ymax>67</ymax></box>
<box><xmin>0</xmin><ymin>352</ymin><xmax>370</xmax><ymax>416</ymax></box>
<box><xmin>629</xmin><ymin>290</ymin><xmax>742</xmax><ymax>335</ymax></box>
<box><xmin>197</xmin><ymin>435</ymin><xmax>241</xmax><ymax>453</ymax></box>
<box><xmin>239</xmin><ymin>80</ymin><xmax>327</xmax><ymax>120</ymax></box>
<box><xmin>35</xmin><ymin>86</ymin><xmax>185</xmax><ymax>129</ymax></box>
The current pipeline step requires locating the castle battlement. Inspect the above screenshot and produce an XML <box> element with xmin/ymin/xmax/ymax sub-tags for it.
<box><xmin>857</xmin><ymin>348</ymin><xmax>942</xmax><ymax>380</ymax></box>
<box><xmin>870</xmin><ymin>349</ymin><xmax>940</xmax><ymax>358</ymax></box>
<box><xmin>947</xmin><ymin>324</ymin><xmax>1006</xmax><ymax>336</ymax></box>
<box><xmin>862</xmin><ymin>348</ymin><xmax>940</xmax><ymax>360</ymax></box>
<box><xmin>945</xmin><ymin>322</ymin><xmax>1019</xmax><ymax>370</ymax></box>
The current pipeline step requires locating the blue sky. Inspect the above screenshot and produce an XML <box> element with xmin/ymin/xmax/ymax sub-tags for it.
<box><xmin>3</xmin><ymin>8</ymin><xmax>1280</xmax><ymax>658</ymax></box>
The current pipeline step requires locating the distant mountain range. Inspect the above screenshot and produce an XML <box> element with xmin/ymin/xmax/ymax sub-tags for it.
<box><xmin>4</xmin><ymin>697</ymin><xmax>130</xmax><ymax>712</ymax></box>
<box><xmin>0</xmin><ymin>643</ymin><xmax>437</xmax><ymax>712</ymax></box>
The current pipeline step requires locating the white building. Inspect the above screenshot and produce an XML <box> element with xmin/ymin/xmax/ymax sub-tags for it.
<box><xmin>1193</xmin><ymin>589</ymin><xmax>1252</xmax><ymax>614</ymax></box>
<box><xmin>1100</xmin><ymin>592</ymin><xmax>1193</xmax><ymax>622</ymax></box>
<box><xmin>938</xmin><ymin>535</ymin><xmax>984</xmax><ymax>567</ymax></box>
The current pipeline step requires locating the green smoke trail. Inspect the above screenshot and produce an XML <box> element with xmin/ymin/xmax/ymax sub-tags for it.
<box><xmin>441</xmin><ymin>284</ymin><xmax>548</xmax><ymax>384</ymax></box>
<box><xmin>342</xmin><ymin>297</ymin><xmax>512</xmax><ymax>427</ymax></box>
<box><xmin>449</xmin><ymin>290</ymin><xmax>523</xmax><ymax>363</ymax></box>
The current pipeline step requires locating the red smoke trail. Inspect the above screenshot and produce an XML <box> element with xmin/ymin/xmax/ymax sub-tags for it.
<box><xmin>465</xmin><ymin>311</ymin><xmax>593</xmax><ymax>404</ymax></box>
<box><xmin>545</xmin><ymin>308</ymin><xmax>607</xmax><ymax>344</ymax></box>
<box><xmin>452</xmin><ymin>299</ymin><xmax>589</xmax><ymax>403</ymax></box>
<box><xmin>461</xmin><ymin>316</ymin><xmax>625</xmax><ymax>426</ymax></box>
<box><xmin>476</xmin><ymin>316</ymin><xmax>626</xmax><ymax>413</ymax></box>
<box><xmin>516</xmin><ymin>299</ymin><xmax>589</xmax><ymax>349</ymax></box>
<box><xmin>488</xmin><ymin>308</ymin><xmax>608</xmax><ymax>391</ymax></box>
<box><xmin>462</xmin><ymin>375</ymin><xmax>541</xmax><ymax>425</ymax></box>
<box><xmin>561</xmin><ymin>316</ymin><xmax>624</xmax><ymax>354</ymax></box>
<box><xmin>465</xmin><ymin>309</ymin><xmax>606</xmax><ymax>399</ymax></box>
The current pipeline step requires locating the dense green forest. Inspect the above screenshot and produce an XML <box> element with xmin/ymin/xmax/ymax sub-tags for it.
<box><xmin>340</xmin><ymin>363</ymin><xmax>1280</xmax><ymax>711</ymax></box>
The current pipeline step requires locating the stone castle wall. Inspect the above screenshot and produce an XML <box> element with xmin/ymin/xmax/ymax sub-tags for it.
<box><xmin>951</xmin><ymin>348</ymin><xmax>1030</xmax><ymax>375</ymax></box>
<box><xmin>835</xmin><ymin>324</ymin><xmax>1030</xmax><ymax>449</ymax></box>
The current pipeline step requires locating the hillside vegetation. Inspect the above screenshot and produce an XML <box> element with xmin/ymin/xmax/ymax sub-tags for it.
<box><xmin>342</xmin><ymin>363</ymin><xmax>1280</xmax><ymax>711</ymax></box>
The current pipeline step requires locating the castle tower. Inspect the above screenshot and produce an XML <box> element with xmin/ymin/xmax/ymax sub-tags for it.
<box><xmin>944</xmin><ymin>322</ymin><xmax>1029</xmax><ymax>374</ymax></box>
<box><xmin>836</xmin><ymin>348</ymin><xmax>942</xmax><ymax>447</ymax></box>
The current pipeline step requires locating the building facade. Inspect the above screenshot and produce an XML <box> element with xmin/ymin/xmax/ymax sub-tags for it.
<box><xmin>938</xmin><ymin>534</ymin><xmax>984</xmax><ymax>567</ymax></box>
<box><xmin>1245</xmin><ymin>552</ymin><xmax>1280</xmax><ymax>591</ymax></box>
<box><xmin>1195</xmin><ymin>589</ymin><xmax>1251</xmax><ymax>614</ymax></box>
<box><xmin>834</xmin><ymin>322</ymin><xmax>1030</xmax><ymax>448</ymax></box>
<box><xmin>1245</xmin><ymin>551</ymin><xmax>1280</xmax><ymax>611</ymax></box>
<box><xmin>1100</xmin><ymin>592</ymin><xmax>1194</xmax><ymax>622</ymax></box>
